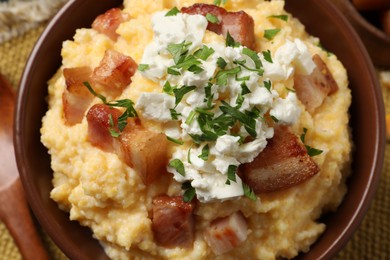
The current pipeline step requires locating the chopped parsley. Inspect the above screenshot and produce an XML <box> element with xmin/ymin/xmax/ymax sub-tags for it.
<box><xmin>163</xmin><ymin>81</ymin><xmax>175</xmax><ymax>95</ymax></box>
<box><xmin>213</xmin><ymin>0</ymin><xmax>228</xmax><ymax>6</ymax></box>
<box><xmin>83</xmin><ymin>81</ymin><xmax>137</xmax><ymax>135</ymax></box>
<box><xmin>219</xmin><ymin>101</ymin><xmax>257</xmax><ymax>137</ymax></box>
<box><xmin>243</xmin><ymin>183</ymin><xmax>257</xmax><ymax>201</ymax></box>
<box><xmin>264</xmin><ymin>28</ymin><xmax>281</xmax><ymax>40</ymax></box>
<box><xmin>167</xmin><ymin>67</ymin><xmax>181</xmax><ymax>75</ymax></box>
<box><xmin>226</xmin><ymin>165</ymin><xmax>237</xmax><ymax>184</ymax></box>
<box><xmin>165</xmin><ymin>7</ymin><xmax>180</xmax><ymax>16</ymax></box>
<box><xmin>169</xmin><ymin>159</ymin><xmax>186</xmax><ymax>176</ymax></box>
<box><xmin>242</xmin><ymin>48</ymin><xmax>262</xmax><ymax>69</ymax></box>
<box><xmin>241</xmin><ymin>82</ymin><xmax>251</xmax><ymax>95</ymax></box>
<box><xmin>138</xmin><ymin>64</ymin><xmax>149</xmax><ymax>71</ymax></box>
<box><xmin>198</xmin><ymin>144</ymin><xmax>210</xmax><ymax>161</ymax></box>
<box><xmin>300</xmin><ymin>128</ymin><xmax>323</xmax><ymax>157</ymax></box>
<box><xmin>264</xmin><ymin>80</ymin><xmax>272</xmax><ymax>93</ymax></box>
<box><xmin>262</xmin><ymin>50</ymin><xmax>273</xmax><ymax>63</ymax></box>
<box><xmin>182</xmin><ymin>181</ymin><xmax>196</xmax><ymax>202</ymax></box>
<box><xmin>206</xmin><ymin>13</ymin><xmax>219</xmax><ymax>24</ymax></box>
<box><xmin>194</xmin><ymin>46</ymin><xmax>215</xmax><ymax>61</ymax></box>
<box><xmin>167</xmin><ymin>136</ymin><xmax>184</xmax><ymax>145</ymax></box>
<box><xmin>268</xmin><ymin>14</ymin><xmax>288</xmax><ymax>21</ymax></box>
<box><xmin>170</xmin><ymin>108</ymin><xmax>181</xmax><ymax>120</ymax></box>
<box><xmin>226</xmin><ymin>31</ymin><xmax>241</xmax><ymax>47</ymax></box>
<box><xmin>217</xmin><ymin>57</ymin><xmax>227</xmax><ymax>69</ymax></box>
<box><xmin>215</xmin><ymin>66</ymin><xmax>241</xmax><ymax>86</ymax></box>
<box><xmin>174</xmin><ymin>85</ymin><xmax>197</xmax><ymax>105</ymax></box>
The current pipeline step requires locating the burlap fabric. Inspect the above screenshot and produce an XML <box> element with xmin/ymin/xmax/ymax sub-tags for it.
<box><xmin>0</xmin><ymin>23</ymin><xmax>388</xmax><ymax>260</ymax></box>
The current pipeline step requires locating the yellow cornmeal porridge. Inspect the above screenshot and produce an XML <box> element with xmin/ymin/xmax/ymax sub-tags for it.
<box><xmin>41</xmin><ymin>0</ymin><xmax>352</xmax><ymax>259</ymax></box>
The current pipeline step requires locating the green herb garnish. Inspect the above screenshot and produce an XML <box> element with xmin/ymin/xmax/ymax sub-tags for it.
<box><xmin>242</xmin><ymin>48</ymin><xmax>262</xmax><ymax>69</ymax></box>
<box><xmin>264</xmin><ymin>28</ymin><xmax>281</xmax><ymax>40</ymax></box>
<box><xmin>138</xmin><ymin>64</ymin><xmax>149</xmax><ymax>71</ymax></box>
<box><xmin>173</xmin><ymin>85</ymin><xmax>196</xmax><ymax>105</ymax></box>
<box><xmin>268</xmin><ymin>14</ymin><xmax>288</xmax><ymax>21</ymax></box>
<box><xmin>262</xmin><ymin>50</ymin><xmax>273</xmax><ymax>63</ymax></box>
<box><xmin>215</xmin><ymin>66</ymin><xmax>241</xmax><ymax>86</ymax></box>
<box><xmin>226</xmin><ymin>31</ymin><xmax>240</xmax><ymax>47</ymax></box>
<box><xmin>213</xmin><ymin>0</ymin><xmax>228</xmax><ymax>6</ymax></box>
<box><xmin>194</xmin><ymin>46</ymin><xmax>215</xmax><ymax>61</ymax></box>
<box><xmin>198</xmin><ymin>144</ymin><xmax>210</xmax><ymax>161</ymax></box>
<box><xmin>182</xmin><ymin>181</ymin><xmax>196</xmax><ymax>202</ymax></box>
<box><xmin>243</xmin><ymin>182</ymin><xmax>257</xmax><ymax>200</ymax></box>
<box><xmin>217</xmin><ymin>57</ymin><xmax>227</xmax><ymax>69</ymax></box>
<box><xmin>300</xmin><ymin>128</ymin><xmax>323</xmax><ymax>157</ymax></box>
<box><xmin>226</xmin><ymin>165</ymin><xmax>237</xmax><ymax>184</ymax></box>
<box><xmin>169</xmin><ymin>159</ymin><xmax>185</xmax><ymax>176</ymax></box>
<box><xmin>206</xmin><ymin>13</ymin><xmax>219</xmax><ymax>24</ymax></box>
<box><xmin>165</xmin><ymin>7</ymin><xmax>180</xmax><ymax>16</ymax></box>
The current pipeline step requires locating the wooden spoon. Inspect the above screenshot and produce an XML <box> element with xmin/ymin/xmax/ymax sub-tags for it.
<box><xmin>0</xmin><ymin>74</ymin><xmax>49</xmax><ymax>260</ymax></box>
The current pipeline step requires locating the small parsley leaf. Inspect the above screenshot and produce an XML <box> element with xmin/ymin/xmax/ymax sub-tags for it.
<box><xmin>226</xmin><ymin>165</ymin><xmax>237</xmax><ymax>185</ymax></box>
<box><xmin>169</xmin><ymin>159</ymin><xmax>185</xmax><ymax>176</ymax></box>
<box><xmin>242</xmin><ymin>48</ymin><xmax>262</xmax><ymax>69</ymax></box>
<box><xmin>194</xmin><ymin>46</ymin><xmax>215</xmax><ymax>61</ymax></box>
<box><xmin>243</xmin><ymin>183</ymin><xmax>257</xmax><ymax>201</ymax></box>
<box><xmin>226</xmin><ymin>31</ymin><xmax>240</xmax><ymax>47</ymax></box>
<box><xmin>174</xmin><ymin>85</ymin><xmax>196</xmax><ymax>105</ymax></box>
<box><xmin>268</xmin><ymin>14</ymin><xmax>288</xmax><ymax>21</ymax></box>
<box><xmin>262</xmin><ymin>50</ymin><xmax>273</xmax><ymax>63</ymax></box>
<box><xmin>264</xmin><ymin>28</ymin><xmax>281</xmax><ymax>40</ymax></box>
<box><xmin>217</xmin><ymin>57</ymin><xmax>227</xmax><ymax>69</ymax></box>
<box><xmin>198</xmin><ymin>144</ymin><xmax>210</xmax><ymax>161</ymax></box>
<box><xmin>165</xmin><ymin>7</ymin><xmax>180</xmax><ymax>16</ymax></box>
<box><xmin>206</xmin><ymin>13</ymin><xmax>219</xmax><ymax>24</ymax></box>
<box><xmin>138</xmin><ymin>64</ymin><xmax>149</xmax><ymax>71</ymax></box>
<box><xmin>167</xmin><ymin>136</ymin><xmax>184</xmax><ymax>145</ymax></box>
<box><xmin>215</xmin><ymin>66</ymin><xmax>241</xmax><ymax>86</ymax></box>
<box><xmin>181</xmin><ymin>181</ymin><xmax>196</xmax><ymax>202</ymax></box>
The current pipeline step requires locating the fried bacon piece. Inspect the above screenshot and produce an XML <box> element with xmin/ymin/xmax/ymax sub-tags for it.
<box><xmin>92</xmin><ymin>8</ymin><xmax>131</xmax><ymax>41</ymax></box>
<box><xmin>119</xmin><ymin>125</ymin><xmax>168</xmax><ymax>185</ymax></box>
<box><xmin>181</xmin><ymin>3</ymin><xmax>227</xmax><ymax>34</ymax></box>
<box><xmin>294</xmin><ymin>54</ymin><xmax>339</xmax><ymax>114</ymax></box>
<box><xmin>152</xmin><ymin>195</ymin><xmax>195</xmax><ymax>248</ymax></box>
<box><xmin>86</xmin><ymin>104</ymin><xmax>122</xmax><ymax>152</ymax></box>
<box><xmin>204</xmin><ymin>211</ymin><xmax>248</xmax><ymax>255</ymax></box>
<box><xmin>181</xmin><ymin>4</ymin><xmax>256</xmax><ymax>50</ymax></box>
<box><xmin>240</xmin><ymin>126</ymin><xmax>319</xmax><ymax>193</ymax></box>
<box><xmin>93</xmin><ymin>49</ymin><xmax>137</xmax><ymax>96</ymax></box>
<box><xmin>62</xmin><ymin>67</ymin><xmax>94</xmax><ymax>125</ymax></box>
<box><xmin>221</xmin><ymin>11</ymin><xmax>256</xmax><ymax>50</ymax></box>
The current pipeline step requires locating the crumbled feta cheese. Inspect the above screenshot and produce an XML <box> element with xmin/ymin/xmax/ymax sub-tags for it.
<box><xmin>135</xmin><ymin>93</ymin><xmax>175</xmax><ymax>122</ymax></box>
<box><xmin>138</xmin><ymin>13</ymin><xmax>304</xmax><ymax>203</ymax></box>
<box><xmin>270</xmin><ymin>92</ymin><xmax>301</xmax><ymax>124</ymax></box>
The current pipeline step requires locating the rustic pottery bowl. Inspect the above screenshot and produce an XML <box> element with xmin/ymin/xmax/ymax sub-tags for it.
<box><xmin>331</xmin><ymin>0</ymin><xmax>390</xmax><ymax>69</ymax></box>
<box><xmin>15</xmin><ymin>0</ymin><xmax>385</xmax><ymax>259</ymax></box>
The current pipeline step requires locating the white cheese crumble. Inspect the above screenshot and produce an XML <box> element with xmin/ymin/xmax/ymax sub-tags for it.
<box><xmin>136</xmin><ymin>11</ymin><xmax>312</xmax><ymax>203</ymax></box>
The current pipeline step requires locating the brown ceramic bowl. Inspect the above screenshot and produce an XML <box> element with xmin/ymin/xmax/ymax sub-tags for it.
<box><xmin>331</xmin><ymin>0</ymin><xmax>390</xmax><ymax>69</ymax></box>
<box><xmin>15</xmin><ymin>0</ymin><xmax>385</xmax><ymax>259</ymax></box>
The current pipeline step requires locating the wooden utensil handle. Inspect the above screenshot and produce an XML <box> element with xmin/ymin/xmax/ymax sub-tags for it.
<box><xmin>0</xmin><ymin>178</ymin><xmax>49</xmax><ymax>260</ymax></box>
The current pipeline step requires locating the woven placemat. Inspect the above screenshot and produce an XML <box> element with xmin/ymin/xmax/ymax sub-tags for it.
<box><xmin>0</xmin><ymin>24</ymin><xmax>388</xmax><ymax>260</ymax></box>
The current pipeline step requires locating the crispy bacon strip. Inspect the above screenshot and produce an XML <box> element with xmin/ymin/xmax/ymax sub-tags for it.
<box><xmin>204</xmin><ymin>211</ymin><xmax>248</xmax><ymax>255</ymax></box>
<box><xmin>62</xmin><ymin>67</ymin><xmax>94</xmax><ymax>125</ymax></box>
<box><xmin>181</xmin><ymin>4</ymin><xmax>256</xmax><ymax>50</ymax></box>
<box><xmin>92</xmin><ymin>8</ymin><xmax>131</xmax><ymax>41</ymax></box>
<box><xmin>181</xmin><ymin>3</ymin><xmax>227</xmax><ymax>34</ymax></box>
<box><xmin>240</xmin><ymin>126</ymin><xmax>319</xmax><ymax>193</ymax></box>
<box><xmin>119</xmin><ymin>125</ymin><xmax>168</xmax><ymax>185</ymax></box>
<box><xmin>93</xmin><ymin>49</ymin><xmax>137</xmax><ymax>97</ymax></box>
<box><xmin>152</xmin><ymin>195</ymin><xmax>195</xmax><ymax>248</ymax></box>
<box><xmin>221</xmin><ymin>11</ymin><xmax>256</xmax><ymax>50</ymax></box>
<box><xmin>86</xmin><ymin>104</ymin><xmax>122</xmax><ymax>152</ymax></box>
<box><xmin>294</xmin><ymin>54</ymin><xmax>339</xmax><ymax>114</ymax></box>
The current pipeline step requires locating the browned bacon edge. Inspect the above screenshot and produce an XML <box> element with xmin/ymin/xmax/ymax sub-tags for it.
<box><xmin>181</xmin><ymin>4</ymin><xmax>256</xmax><ymax>50</ymax></box>
<box><xmin>239</xmin><ymin>125</ymin><xmax>320</xmax><ymax>193</ymax></box>
<box><xmin>294</xmin><ymin>54</ymin><xmax>339</xmax><ymax>114</ymax></box>
<box><xmin>92</xmin><ymin>8</ymin><xmax>131</xmax><ymax>41</ymax></box>
<box><xmin>152</xmin><ymin>195</ymin><xmax>195</xmax><ymax>248</ymax></box>
<box><xmin>62</xmin><ymin>67</ymin><xmax>94</xmax><ymax>125</ymax></box>
<box><xmin>204</xmin><ymin>211</ymin><xmax>248</xmax><ymax>255</ymax></box>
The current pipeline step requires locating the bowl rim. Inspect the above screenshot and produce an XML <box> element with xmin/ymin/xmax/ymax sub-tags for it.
<box><xmin>14</xmin><ymin>0</ymin><xmax>386</xmax><ymax>259</ymax></box>
<box><xmin>343</xmin><ymin>0</ymin><xmax>390</xmax><ymax>43</ymax></box>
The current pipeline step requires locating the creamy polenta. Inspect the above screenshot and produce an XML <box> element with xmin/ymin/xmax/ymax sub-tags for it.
<box><xmin>41</xmin><ymin>0</ymin><xmax>352</xmax><ymax>259</ymax></box>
